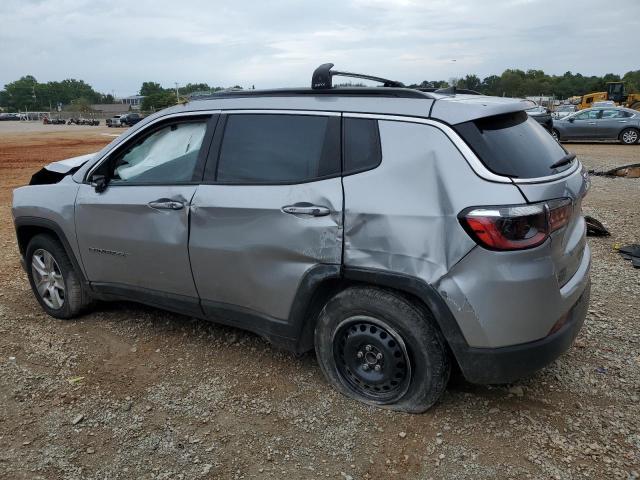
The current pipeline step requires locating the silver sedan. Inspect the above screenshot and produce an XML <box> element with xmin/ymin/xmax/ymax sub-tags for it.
<box><xmin>552</xmin><ymin>107</ymin><xmax>640</xmax><ymax>144</ymax></box>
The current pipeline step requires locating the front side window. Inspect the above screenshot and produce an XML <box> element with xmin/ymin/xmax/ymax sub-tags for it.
<box><xmin>216</xmin><ymin>114</ymin><xmax>340</xmax><ymax>184</ymax></box>
<box><xmin>110</xmin><ymin>120</ymin><xmax>207</xmax><ymax>183</ymax></box>
<box><xmin>574</xmin><ymin>110</ymin><xmax>599</xmax><ymax>120</ymax></box>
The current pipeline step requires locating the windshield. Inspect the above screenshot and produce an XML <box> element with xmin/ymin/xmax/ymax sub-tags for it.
<box><xmin>454</xmin><ymin>111</ymin><xmax>572</xmax><ymax>178</ymax></box>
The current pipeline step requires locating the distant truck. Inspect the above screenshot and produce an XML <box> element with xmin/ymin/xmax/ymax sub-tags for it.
<box><xmin>106</xmin><ymin>115</ymin><xmax>124</xmax><ymax>127</ymax></box>
<box><xmin>120</xmin><ymin>113</ymin><xmax>143</xmax><ymax>127</ymax></box>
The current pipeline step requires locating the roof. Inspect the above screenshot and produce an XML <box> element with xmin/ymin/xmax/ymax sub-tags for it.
<box><xmin>150</xmin><ymin>64</ymin><xmax>527</xmax><ymax>126</ymax></box>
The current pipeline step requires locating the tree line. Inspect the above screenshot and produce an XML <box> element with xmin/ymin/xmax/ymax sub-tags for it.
<box><xmin>2</xmin><ymin>69</ymin><xmax>639</xmax><ymax>112</ymax></box>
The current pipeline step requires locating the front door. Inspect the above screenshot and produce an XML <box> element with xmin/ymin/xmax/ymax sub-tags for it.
<box><xmin>566</xmin><ymin>109</ymin><xmax>600</xmax><ymax>139</ymax></box>
<box><xmin>189</xmin><ymin>112</ymin><xmax>343</xmax><ymax>329</ymax></box>
<box><xmin>76</xmin><ymin>115</ymin><xmax>215</xmax><ymax>310</ymax></box>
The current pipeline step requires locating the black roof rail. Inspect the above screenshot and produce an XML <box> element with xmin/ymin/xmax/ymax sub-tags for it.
<box><xmin>196</xmin><ymin>87</ymin><xmax>430</xmax><ymax>100</ymax></box>
<box><xmin>312</xmin><ymin>63</ymin><xmax>405</xmax><ymax>89</ymax></box>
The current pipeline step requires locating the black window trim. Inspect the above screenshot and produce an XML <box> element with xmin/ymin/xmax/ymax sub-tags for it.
<box><xmin>202</xmin><ymin>111</ymin><xmax>343</xmax><ymax>186</ymax></box>
<box><xmin>84</xmin><ymin>113</ymin><xmax>218</xmax><ymax>187</ymax></box>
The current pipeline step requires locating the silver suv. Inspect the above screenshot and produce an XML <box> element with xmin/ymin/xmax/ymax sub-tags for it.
<box><xmin>12</xmin><ymin>64</ymin><xmax>591</xmax><ymax>412</ymax></box>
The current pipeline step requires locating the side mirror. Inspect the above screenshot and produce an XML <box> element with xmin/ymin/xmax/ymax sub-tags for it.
<box><xmin>568</xmin><ymin>117</ymin><xmax>575</xmax><ymax>123</ymax></box>
<box><xmin>90</xmin><ymin>174</ymin><xmax>108</xmax><ymax>193</ymax></box>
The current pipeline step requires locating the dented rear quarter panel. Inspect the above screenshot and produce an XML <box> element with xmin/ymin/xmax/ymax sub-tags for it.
<box><xmin>343</xmin><ymin>119</ymin><xmax>526</xmax><ymax>283</ymax></box>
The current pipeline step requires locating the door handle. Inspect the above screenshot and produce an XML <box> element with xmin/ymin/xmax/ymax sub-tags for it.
<box><xmin>587</xmin><ymin>122</ymin><xmax>596</xmax><ymax>125</ymax></box>
<box><xmin>618</xmin><ymin>120</ymin><xmax>628</xmax><ymax>123</ymax></box>
<box><xmin>282</xmin><ymin>204</ymin><xmax>331</xmax><ymax>217</ymax></box>
<box><xmin>148</xmin><ymin>199</ymin><xmax>184</xmax><ymax>210</ymax></box>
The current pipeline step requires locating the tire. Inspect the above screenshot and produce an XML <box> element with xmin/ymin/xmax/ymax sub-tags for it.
<box><xmin>25</xmin><ymin>234</ymin><xmax>91</xmax><ymax>319</ymax></box>
<box><xmin>551</xmin><ymin>129</ymin><xmax>560</xmax><ymax>142</ymax></box>
<box><xmin>314</xmin><ymin>286</ymin><xmax>451</xmax><ymax>413</ymax></box>
<box><xmin>620</xmin><ymin>128</ymin><xmax>639</xmax><ymax>145</ymax></box>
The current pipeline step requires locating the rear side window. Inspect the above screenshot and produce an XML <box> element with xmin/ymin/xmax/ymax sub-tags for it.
<box><xmin>216</xmin><ymin>114</ymin><xmax>340</xmax><ymax>184</ymax></box>
<box><xmin>454</xmin><ymin>111</ymin><xmax>571</xmax><ymax>178</ymax></box>
<box><xmin>343</xmin><ymin>118</ymin><xmax>382</xmax><ymax>174</ymax></box>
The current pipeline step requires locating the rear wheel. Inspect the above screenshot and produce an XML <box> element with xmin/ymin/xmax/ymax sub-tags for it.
<box><xmin>25</xmin><ymin>234</ymin><xmax>91</xmax><ymax>319</ymax></box>
<box><xmin>620</xmin><ymin>128</ymin><xmax>639</xmax><ymax>145</ymax></box>
<box><xmin>315</xmin><ymin>287</ymin><xmax>451</xmax><ymax>413</ymax></box>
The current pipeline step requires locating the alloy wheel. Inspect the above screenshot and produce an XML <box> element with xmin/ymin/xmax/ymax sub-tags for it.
<box><xmin>31</xmin><ymin>249</ymin><xmax>65</xmax><ymax>309</ymax></box>
<box><xmin>333</xmin><ymin>316</ymin><xmax>411</xmax><ymax>403</ymax></box>
<box><xmin>622</xmin><ymin>130</ymin><xmax>638</xmax><ymax>144</ymax></box>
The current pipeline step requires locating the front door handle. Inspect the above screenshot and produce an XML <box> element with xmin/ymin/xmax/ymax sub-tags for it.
<box><xmin>148</xmin><ymin>199</ymin><xmax>184</xmax><ymax>210</ymax></box>
<box><xmin>587</xmin><ymin>122</ymin><xmax>597</xmax><ymax>125</ymax></box>
<box><xmin>282</xmin><ymin>204</ymin><xmax>331</xmax><ymax>217</ymax></box>
<box><xmin>618</xmin><ymin>120</ymin><xmax>628</xmax><ymax>123</ymax></box>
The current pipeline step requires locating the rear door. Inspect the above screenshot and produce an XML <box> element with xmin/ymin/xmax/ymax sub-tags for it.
<box><xmin>598</xmin><ymin>109</ymin><xmax>630</xmax><ymax>139</ymax></box>
<box><xmin>76</xmin><ymin>114</ymin><xmax>216</xmax><ymax>312</ymax></box>
<box><xmin>189</xmin><ymin>111</ymin><xmax>343</xmax><ymax>327</ymax></box>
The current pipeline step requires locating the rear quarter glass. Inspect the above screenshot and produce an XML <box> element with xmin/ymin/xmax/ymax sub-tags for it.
<box><xmin>454</xmin><ymin>111</ymin><xmax>571</xmax><ymax>178</ymax></box>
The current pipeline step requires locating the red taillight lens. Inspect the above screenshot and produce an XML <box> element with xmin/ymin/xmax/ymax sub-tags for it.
<box><xmin>460</xmin><ymin>199</ymin><xmax>572</xmax><ymax>251</ymax></box>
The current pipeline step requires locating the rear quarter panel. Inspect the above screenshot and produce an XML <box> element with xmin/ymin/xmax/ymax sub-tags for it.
<box><xmin>343</xmin><ymin>119</ymin><xmax>526</xmax><ymax>282</ymax></box>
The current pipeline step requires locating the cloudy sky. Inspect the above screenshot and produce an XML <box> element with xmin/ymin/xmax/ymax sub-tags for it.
<box><xmin>1</xmin><ymin>0</ymin><xmax>638</xmax><ymax>96</ymax></box>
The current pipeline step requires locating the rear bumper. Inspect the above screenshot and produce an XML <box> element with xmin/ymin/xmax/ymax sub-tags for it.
<box><xmin>457</xmin><ymin>281</ymin><xmax>590</xmax><ymax>384</ymax></box>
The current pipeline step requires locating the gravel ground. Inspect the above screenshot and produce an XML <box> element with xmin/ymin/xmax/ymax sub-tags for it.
<box><xmin>0</xmin><ymin>124</ymin><xmax>638</xmax><ymax>479</ymax></box>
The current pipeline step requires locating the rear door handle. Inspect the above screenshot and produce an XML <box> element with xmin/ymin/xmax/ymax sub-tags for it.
<box><xmin>148</xmin><ymin>199</ymin><xmax>184</xmax><ymax>210</ymax></box>
<box><xmin>282</xmin><ymin>204</ymin><xmax>331</xmax><ymax>217</ymax></box>
<box><xmin>587</xmin><ymin>122</ymin><xmax>597</xmax><ymax>125</ymax></box>
<box><xmin>618</xmin><ymin>120</ymin><xmax>628</xmax><ymax>123</ymax></box>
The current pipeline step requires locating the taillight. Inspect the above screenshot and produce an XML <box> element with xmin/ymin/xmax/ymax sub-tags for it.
<box><xmin>459</xmin><ymin>199</ymin><xmax>573</xmax><ymax>251</ymax></box>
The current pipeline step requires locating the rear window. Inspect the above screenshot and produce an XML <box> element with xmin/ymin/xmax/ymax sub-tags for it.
<box><xmin>454</xmin><ymin>111</ymin><xmax>571</xmax><ymax>178</ymax></box>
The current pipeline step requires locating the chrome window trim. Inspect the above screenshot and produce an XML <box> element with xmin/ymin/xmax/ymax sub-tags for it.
<box><xmin>85</xmin><ymin>110</ymin><xmax>221</xmax><ymax>181</ymax></box>
<box><xmin>343</xmin><ymin>112</ymin><xmax>581</xmax><ymax>184</ymax></box>
<box><xmin>222</xmin><ymin>109</ymin><xmax>341</xmax><ymax>117</ymax></box>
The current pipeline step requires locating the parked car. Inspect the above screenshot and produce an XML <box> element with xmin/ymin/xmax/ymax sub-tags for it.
<box><xmin>106</xmin><ymin>115</ymin><xmax>124</xmax><ymax>127</ymax></box>
<box><xmin>119</xmin><ymin>113</ymin><xmax>143</xmax><ymax>127</ymax></box>
<box><xmin>12</xmin><ymin>64</ymin><xmax>591</xmax><ymax>412</ymax></box>
<box><xmin>0</xmin><ymin>113</ymin><xmax>21</xmax><ymax>121</ymax></box>
<box><xmin>591</xmin><ymin>101</ymin><xmax>616</xmax><ymax>108</ymax></box>
<box><xmin>523</xmin><ymin>101</ymin><xmax>553</xmax><ymax>132</ymax></box>
<box><xmin>552</xmin><ymin>107</ymin><xmax>640</xmax><ymax>144</ymax></box>
<box><xmin>552</xmin><ymin>104</ymin><xmax>577</xmax><ymax>119</ymax></box>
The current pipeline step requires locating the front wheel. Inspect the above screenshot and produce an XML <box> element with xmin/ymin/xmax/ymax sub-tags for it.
<box><xmin>620</xmin><ymin>128</ymin><xmax>639</xmax><ymax>145</ymax></box>
<box><xmin>551</xmin><ymin>129</ymin><xmax>560</xmax><ymax>142</ymax></box>
<box><xmin>25</xmin><ymin>234</ymin><xmax>91</xmax><ymax>319</ymax></box>
<box><xmin>315</xmin><ymin>287</ymin><xmax>451</xmax><ymax>413</ymax></box>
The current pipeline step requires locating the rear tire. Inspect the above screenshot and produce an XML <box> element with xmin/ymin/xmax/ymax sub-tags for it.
<box><xmin>25</xmin><ymin>234</ymin><xmax>91</xmax><ymax>319</ymax></box>
<box><xmin>314</xmin><ymin>287</ymin><xmax>451</xmax><ymax>413</ymax></box>
<box><xmin>620</xmin><ymin>128</ymin><xmax>639</xmax><ymax>145</ymax></box>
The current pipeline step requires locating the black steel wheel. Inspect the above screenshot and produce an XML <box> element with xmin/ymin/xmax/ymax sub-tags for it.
<box><xmin>315</xmin><ymin>286</ymin><xmax>451</xmax><ymax>413</ymax></box>
<box><xmin>333</xmin><ymin>316</ymin><xmax>411</xmax><ymax>403</ymax></box>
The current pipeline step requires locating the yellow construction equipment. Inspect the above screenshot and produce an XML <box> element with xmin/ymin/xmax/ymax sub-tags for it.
<box><xmin>574</xmin><ymin>82</ymin><xmax>640</xmax><ymax>110</ymax></box>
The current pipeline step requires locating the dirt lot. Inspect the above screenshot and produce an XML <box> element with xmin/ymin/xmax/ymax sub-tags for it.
<box><xmin>0</xmin><ymin>123</ymin><xmax>638</xmax><ymax>479</ymax></box>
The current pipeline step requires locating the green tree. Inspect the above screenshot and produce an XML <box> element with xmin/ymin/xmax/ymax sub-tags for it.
<box><xmin>140</xmin><ymin>82</ymin><xmax>164</xmax><ymax>96</ymax></box>
<box><xmin>142</xmin><ymin>91</ymin><xmax>177</xmax><ymax>111</ymax></box>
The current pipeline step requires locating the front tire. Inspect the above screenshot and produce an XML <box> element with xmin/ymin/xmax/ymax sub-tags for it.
<box><xmin>620</xmin><ymin>128</ymin><xmax>639</xmax><ymax>145</ymax></box>
<box><xmin>315</xmin><ymin>287</ymin><xmax>451</xmax><ymax>413</ymax></box>
<box><xmin>551</xmin><ymin>129</ymin><xmax>560</xmax><ymax>142</ymax></box>
<box><xmin>25</xmin><ymin>234</ymin><xmax>91</xmax><ymax>319</ymax></box>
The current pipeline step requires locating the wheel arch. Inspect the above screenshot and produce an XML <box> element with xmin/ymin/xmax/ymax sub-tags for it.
<box><xmin>14</xmin><ymin>216</ymin><xmax>88</xmax><ymax>285</ymax></box>
<box><xmin>293</xmin><ymin>266</ymin><xmax>470</xmax><ymax>366</ymax></box>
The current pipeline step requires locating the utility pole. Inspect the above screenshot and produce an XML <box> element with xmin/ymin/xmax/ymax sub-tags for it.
<box><xmin>175</xmin><ymin>82</ymin><xmax>179</xmax><ymax>100</ymax></box>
